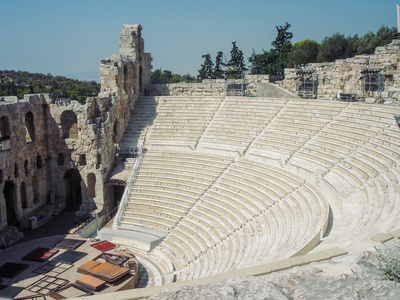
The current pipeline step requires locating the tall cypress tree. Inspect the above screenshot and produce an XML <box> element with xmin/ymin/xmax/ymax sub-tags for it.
<box><xmin>198</xmin><ymin>54</ymin><xmax>214</xmax><ymax>80</ymax></box>
<box><xmin>214</xmin><ymin>51</ymin><xmax>225</xmax><ymax>79</ymax></box>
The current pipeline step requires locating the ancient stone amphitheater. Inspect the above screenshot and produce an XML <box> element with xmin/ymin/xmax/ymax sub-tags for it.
<box><xmin>105</xmin><ymin>94</ymin><xmax>400</xmax><ymax>290</ymax></box>
<box><xmin>2</xmin><ymin>24</ymin><xmax>400</xmax><ymax>299</ymax></box>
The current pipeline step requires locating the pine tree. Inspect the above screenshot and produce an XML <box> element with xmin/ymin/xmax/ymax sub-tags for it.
<box><xmin>227</xmin><ymin>42</ymin><xmax>247</xmax><ymax>71</ymax></box>
<box><xmin>214</xmin><ymin>51</ymin><xmax>225</xmax><ymax>79</ymax></box>
<box><xmin>197</xmin><ymin>54</ymin><xmax>214</xmax><ymax>80</ymax></box>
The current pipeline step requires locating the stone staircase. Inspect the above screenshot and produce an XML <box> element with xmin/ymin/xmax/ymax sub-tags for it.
<box><xmin>118</xmin><ymin>96</ymin><xmax>157</xmax><ymax>153</ymax></box>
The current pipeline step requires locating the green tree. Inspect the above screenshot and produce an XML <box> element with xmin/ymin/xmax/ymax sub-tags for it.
<box><xmin>355</xmin><ymin>25</ymin><xmax>396</xmax><ymax>55</ymax></box>
<box><xmin>317</xmin><ymin>33</ymin><xmax>358</xmax><ymax>62</ymax></box>
<box><xmin>198</xmin><ymin>54</ymin><xmax>214</xmax><ymax>80</ymax></box>
<box><xmin>227</xmin><ymin>42</ymin><xmax>247</xmax><ymax>71</ymax></box>
<box><xmin>271</xmin><ymin>22</ymin><xmax>293</xmax><ymax>52</ymax></box>
<box><xmin>287</xmin><ymin>39</ymin><xmax>320</xmax><ymax>67</ymax></box>
<box><xmin>214</xmin><ymin>51</ymin><xmax>225</xmax><ymax>79</ymax></box>
<box><xmin>249</xmin><ymin>50</ymin><xmax>285</xmax><ymax>75</ymax></box>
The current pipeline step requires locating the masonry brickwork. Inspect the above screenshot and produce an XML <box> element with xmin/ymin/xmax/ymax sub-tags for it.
<box><xmin>0</xmin><ymin>25</ymin><xmax>151</xmax><ymax>237</ymax></box>
<box><xmin>277</xmin><ymin>40</ymin><xmax>400</xmax><ymax>101</ymax></box>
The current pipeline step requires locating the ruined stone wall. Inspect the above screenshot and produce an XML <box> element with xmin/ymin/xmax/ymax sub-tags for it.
<box><xmin>277</xmin><ymin>40</ymin><xmax>400</xmax><ymax>101</ymax></box>
<box><xmin>145</xmin><ymin>75</ymin><xmax>271</xmax><ymax>97</ymax></box>
<box><xmin>0</xmin><ymin>95</ymin><xmax>54</xmax><ymax>230</ymax></box>
<box><xmin>0</xmin><ymin>24</ymin><xmax>152</xmax><ymax>230</ymax></box>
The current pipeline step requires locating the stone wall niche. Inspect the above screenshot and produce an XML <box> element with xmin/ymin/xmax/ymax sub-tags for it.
<box><xmin>60</xmin><ymin>110</ymin><xmax>78</xmax><ymax>139</ymax></box>
<box><xmin>63</xmin><ymin>169</ymin><xmax>82</xmax><ymax>209</ymax></box>
<box><xmin>25</xmin><ymin>112</ymin><xmax>35</xmax><ymax>143</ymax></box>
<box><xmin>3</xmin><ymin>180</ymin><xmax>17</xmax><ymax>226</ymax></box>
<box><xmin>20</xmin><ymin>182</ymin><xmax>27</xmax><ymax>210</ymax></box>
<box><xmin>0</xmin><ymin>116</ymin><xmax>10</xmax><ymax>140</ymax></box>
<box><xmin>87</xmin><ymin>173</ymin><xmax>96</xmax><ymax>198</ymax></box>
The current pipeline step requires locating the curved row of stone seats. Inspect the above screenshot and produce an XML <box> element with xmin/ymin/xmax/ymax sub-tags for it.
<box><xmin>246</xmin><ymin>100</ymin><xmax>346</xmax><ymax>164</ymax></box>
<box><xmin>286</xmin><ymin>106</ymin><xmax>399</xmax><ymax>178</ymax></box>
<box><xmin>151</xmin><ymin>157</ymin><xmax>328</xmax><ymax>281</ymax></box>
<box><xmin>146</xmin><ymin>97</ymin><xmax>224</xmax><ymax>149</ymax></box>
<box><xmin>119</xmin><ymin>151</ymin><xmax>232</xmax><ymax>233</ymax></box>
<box><xmin>119</xmin><ymin>96</ymin><xmax>157</xmax><ymax>151</ymax></box>
<box><xmin>197</xmin><ymin>98</ymin><xmax>287</xmax><ymax>153</ymax></box>
<box><xmin>114</xmin><ymin>96</ymin><xmax>400</xmax><ymax>284</ymax></box>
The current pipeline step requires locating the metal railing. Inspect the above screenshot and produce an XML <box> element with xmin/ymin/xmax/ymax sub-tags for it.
<box><xmin>112</xmin><ymin>142</ymin><xmax>144</xmax><ymax>229</ymax></box>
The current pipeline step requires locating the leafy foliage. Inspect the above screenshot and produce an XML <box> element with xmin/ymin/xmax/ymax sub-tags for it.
<box><xmin>249</xmin><ymin>24</ymin><xmax>396</xmax><ymax>75</ymax></box>
<box><xmin>0</xmin><ymin>70</ymin><xmax>100</xmax><ymax>103</ymax></box>
<box><xmin>355</xmin><ymin>25</ymin><xmax>397</xmax><ymax>55</ymax></box>
<box><xmin>151</xmin><ymin>69</ymin><xmax>197</xmax><ymax>84</ymax></box>
<box><xmin>287</xmin><ymin>39</ymin><xmax>320</xmax><ymax>67</ymax></box>
<box><xmin>249</xmin><ymin>50</ymin><xmax>285</xmax><ymax>75</ymax></box>
<box><xmin>249</xmin><ymin>22</ymin><xmax>293</xmax><ymax>75</ymax></box>
<box><xmin>316</xmin><ymin>33</ymin><xmax>357</xmax><ymax>62</ymax></box>
<box><xmin>375</xmin><ymin>246</ymin><xmax>400</xmax><ymax>282</ymax></box>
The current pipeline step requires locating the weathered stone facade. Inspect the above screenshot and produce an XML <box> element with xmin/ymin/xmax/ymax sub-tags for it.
<box><xmin>145</xmin><ymin>75</ymin><xmax>274</xmax><ymax>97</ymax></box>
<box><xmin>277</xmin><ymin>40</ymin><xmax>400</xmax><ymax>102</ymax></box>
<box><xmin>0</xmin><ymin>24</ymin><xmax>151</xmax><ymax>234</ymax></box>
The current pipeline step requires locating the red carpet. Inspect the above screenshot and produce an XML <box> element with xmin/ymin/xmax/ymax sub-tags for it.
<box><xmin>90</xmin><ymin>241</ymin><xmax>116</xmax><ymax>252</ymax></box>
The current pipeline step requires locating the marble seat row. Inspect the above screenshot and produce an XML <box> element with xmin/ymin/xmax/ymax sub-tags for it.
<box><xmin>148</xmin><ymin>158</ymin><xmax>328</xmax><ymax>280</ymax></box>
<box><xmin>115</xmin><ymin>96</ymin><xmax>400</xmax><ymax>283</ymax></box>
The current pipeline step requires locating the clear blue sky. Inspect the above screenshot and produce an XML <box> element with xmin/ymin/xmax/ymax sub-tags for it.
<box><xmin>0</xmin><ymin>0</ymin><xmax>398</xmax><ymax>81</ymax></box>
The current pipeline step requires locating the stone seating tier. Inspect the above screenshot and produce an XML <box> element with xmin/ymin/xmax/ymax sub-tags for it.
<box><xmin>113</xmin><ymin>96</ymin><xmax>400</xmax><ymax>283</ymax></box>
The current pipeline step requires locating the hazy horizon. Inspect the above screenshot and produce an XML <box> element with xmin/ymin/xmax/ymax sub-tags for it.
<box><xmin>1</xmin><ymin>0</ymin><xmax>398</xmax><ymax>81</ymax></box>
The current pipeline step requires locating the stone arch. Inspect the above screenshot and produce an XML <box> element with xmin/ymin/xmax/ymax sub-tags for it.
<box><xmin>20</xmin><ymin>182</ymin><xmax>27</xmax><ymax>210</ymax></box>
<box><xmin>60</xmin><ymin>110</ymin><xmax>78</xmax><ymax>139</ymax></box>
<box><xmin>63</xmin><ymin>169</ymin><xmax>82</xmax><ymax>208</ymax></box>
<box><xmin>0</xmin><ymin>115</ymin><xmax>10</xmax><ymax>140</ymax></box>
<box><xmin>3</xmin><ymin>180</ymin><xmax>17</xmax><ymax>226</ymax></box>
<box><xmin>87</xmin><ymin>173</ymin><xmax>96</xmax><ymax>198</ymax></box>
<box><xmin>25</xmin><ymin>111</ymin><xmax>35</xmax><ymax>143</ymax></box>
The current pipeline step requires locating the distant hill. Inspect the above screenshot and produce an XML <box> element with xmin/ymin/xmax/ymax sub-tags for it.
<box><xmin>0</xmin><ymin>70</ymin><xmax>100</xmax><ymax>103</ymax></box>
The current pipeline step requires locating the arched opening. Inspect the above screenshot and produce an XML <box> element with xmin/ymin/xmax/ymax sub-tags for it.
<box><xmin>60</xmin><ymin>110</ymin><xmax>78</xmax><ymax>139</ymax></box>
<box><xmin>32</xmin><ymin>175</ymin><xmax>39</xmax><ymax>204</ymax></box>
<box><xmin>123</xmin><ymin>64</ymin><xmax>129</xmax><ymax>95</ymax></box>
<box><xmin>57</xmin><ymin>153</ymin><xmax>64</xmax><ymax>166</ymax></box>
<box><xmin>139</xmin><ymin>66</ymin><xmax>143</xmax><ymax>93</ymax></box>
<box><xmin>20</xmin><ymin>182</ymin><xmax>27</xmax><ymax>210</ymax></box>
<box><xmin>63</xmin><ymin>169</ymin><xmax>82</xmax><ymax>209</ymax></box>
<box><xmin>3</xmin><ymin>181</ymin><xmax>17</xmax><ymax>226</ymax></box>
<box><xmin>25</xmin><ymin>111</ymin><xmax>35</xmax><ymax>143</ymax></box>
<box><xmin>111</xmin><ymin>185</ymin><xmax>124</xmax><ymax>209</ymax></box>
<box><xmin>0</xmin><ymin>115</ymin><xmax>10</xmax><ymax>140</ymax></box>
<box><xmin>87</xmin><ymin>173</ymin><xmax>96</xmax><ymax>198</ymax></box>
<box><xmin>113</xmin><ymin>119</ymin><xmax>118</xmax><ymax>143</ymax></box>
<box><xmin>24</xmin><ymin>160</ymin><xmax>29</xmax><ymax>176</ymax></box>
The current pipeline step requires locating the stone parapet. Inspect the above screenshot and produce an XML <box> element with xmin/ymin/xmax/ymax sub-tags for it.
<box><xmin>277</xmin><ymin>40</ymin><xmax>400</xmax><ymax>102</ymax></box>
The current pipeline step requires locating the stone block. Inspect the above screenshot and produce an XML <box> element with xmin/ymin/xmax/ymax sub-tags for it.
<box><xmin>321</xmin><ymin>247</ymin><xmax>348</xmax><ymax>258</ymax></box>
<box><xmin>371</xmin><ymin>233</ymin><xmax>394</xmax><ymax>244</ymax></box>
<box><xmin>216</xmin><ymin>269</ymin><xmax>247</xmax><ymax>280</ymax></box>
<box><xmin>241</xmin><ymin>264</ymin><xmax>272</xmax><ymax>276</ymax></box>
<box><xmin>303</xmin><ymin>251</ymin><xmax>331</xmax><ymax>262</ymax></box>
<box><xmin>388</xmin><ymin>229</ymin><xmax>400</xmax><ymax>239</ymax></box>
<box><xmin>287</xmin><ymin>256</ymin><xmax>311</xmax><ymax>267</ymax></box>
<box><xmin>266</xmin><ymin>260</ymin><xmax>292</xmax><ymax>273</ymax></box>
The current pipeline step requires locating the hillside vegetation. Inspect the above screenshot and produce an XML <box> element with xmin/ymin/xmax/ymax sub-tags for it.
<box><xmin>0</xmin><ymin>70</ymin><xmax>100</xmax><ymax>103</ymax></box>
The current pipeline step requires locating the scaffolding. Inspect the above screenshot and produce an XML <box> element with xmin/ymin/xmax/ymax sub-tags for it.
<box><xmin>360</xmin><ymin>68</ymin><xmax>385</xmax><ymax>101</ymax></box>
<box><xmin>224</xmin><ymin>69</ymin><xmax>246</xmax><ymax>96</ymax></box>
<box><xmin>295</xmin><ymin>66</ymin><xmax>318</xmax><ymax>99</ymax></box>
